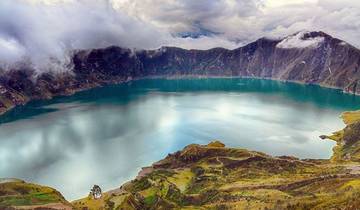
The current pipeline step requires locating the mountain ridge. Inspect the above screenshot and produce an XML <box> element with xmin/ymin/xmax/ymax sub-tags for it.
<box><xmin>1</xmin><ymin>31</ymin><xmax>360</xmax><ymax>115</ymax></box>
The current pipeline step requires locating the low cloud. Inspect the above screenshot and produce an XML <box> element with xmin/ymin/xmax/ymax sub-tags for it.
<box><xmin>1</xmin><ymin>0</ymin><xmax>360</xmax><ymax>73</ymax></box>
<box><xmin>0</xmin><ymin>0</ymin><xmax>170</xmax><ymax>72</ymax></box>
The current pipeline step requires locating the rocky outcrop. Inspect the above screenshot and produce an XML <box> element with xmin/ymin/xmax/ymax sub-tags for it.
<box><xmin>1</xmin><ymin>31</ymin><xmax>360</xmax><ymax>115</ymax></box>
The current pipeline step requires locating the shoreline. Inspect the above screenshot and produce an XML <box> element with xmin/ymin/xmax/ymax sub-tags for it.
<box><xmin>0</xmin><ymin>75</ymin><xmax>358</xmax><ymax>117</ymax></box>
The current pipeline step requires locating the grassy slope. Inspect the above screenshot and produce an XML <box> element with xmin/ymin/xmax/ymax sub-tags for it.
<box><xmin>0</xmin><ymin>179</ymin><xmax>72</xmax><ymax>209</ymax></box>
<box><xmin>327</xmin><ymin>111</ymin><xmax>360</xmax><ymax>162</ymax></box>
<box><xmin>73</xmin><ymin>135</ymin><xmax>360</xmax><ymax>209</ymax></box>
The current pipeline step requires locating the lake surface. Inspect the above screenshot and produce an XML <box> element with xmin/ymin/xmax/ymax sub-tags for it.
<box><xmin>1</xmin><ymin>78</ymin><xmax>360</xmax><ymax>200</ymax></box>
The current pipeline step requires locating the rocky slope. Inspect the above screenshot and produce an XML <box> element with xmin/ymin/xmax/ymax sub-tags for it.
<box><xmin>1</xmin><ymin>31</ymin><xmax>360</xmax><ymax>115</ymax></box>
<box><xmin>2</xmin><ymin>111</ymin><xmax>360</xmax><ymax>209</ymax></box>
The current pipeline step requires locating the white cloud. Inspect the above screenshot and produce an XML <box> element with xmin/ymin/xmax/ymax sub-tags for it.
<box><xmin>0</xmin><ymin>37</ymin><xmax>26</xmax><ymax>65</ymax></box>
<box><xmin>113</xmin><ymin>0</ymin><xmax>360</xmax><ymax>47</ymax></box>
<box><xmin>168</xmin><ymin>35</ymin><xmax>242</xmax><ymax>50</ymax></box>
<box><xmin>264</xmin><ymin>0</ymin><xmax>318</xmax><ymax>8</ymax></box>
<box><xmin>276</xmin><ymin>30</ymin><xmax>324</xmax><ymax>49</ymax></box>
<box><xmin>1</xmin><ymin>0</ymin><xmax>360</xmax><ymax>72</ymax></box>
<box><xmin>0</xmin><ymin>0</ymin><xmax>170</xmax><ymax>72</ymax></box>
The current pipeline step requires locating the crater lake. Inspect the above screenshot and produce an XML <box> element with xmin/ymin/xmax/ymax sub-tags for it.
<box><xmin>1</xmin><ymin>78</ymin><xmax>360</xmax><ymax>200</ymax></box>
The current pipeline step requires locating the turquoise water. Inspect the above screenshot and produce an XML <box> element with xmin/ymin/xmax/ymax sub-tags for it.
<box><xmin>0</xmin><ymin>78</ymin><xmax>360</xmax><ymax>200</ymax></box>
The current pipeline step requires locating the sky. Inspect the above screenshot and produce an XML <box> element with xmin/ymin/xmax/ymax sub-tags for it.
<box><xmin>0</xmin><ymin>0</ymin><xmax>360</xmax><ymax>71</ymax></box>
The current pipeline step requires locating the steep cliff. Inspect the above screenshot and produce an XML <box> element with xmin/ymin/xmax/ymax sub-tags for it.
<box><xmin>70</xmin><ymin>31</ymin><xmax>360</xmax><ymax>94</ymax></box>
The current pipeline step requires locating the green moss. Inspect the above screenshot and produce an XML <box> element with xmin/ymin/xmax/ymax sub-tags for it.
<box><xmin>130</xmin><ymin>178</ymin><xmax>152</xmax><ymax>192</ymax></box>
<box><xmin>144</xmin><ymin>194</ymin><xmax>157</xmax><ymax>206</ymax></box>
<box><xmin>0</xmin><ymin>192</ymin><xmax>61</xmax><ymax>207</ymax></box>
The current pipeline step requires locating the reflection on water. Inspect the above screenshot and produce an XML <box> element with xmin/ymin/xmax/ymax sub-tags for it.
<box><xmin>0</xmin><ymin>78</ymin><xmax>360</xmax><ymax>200</ymax></box>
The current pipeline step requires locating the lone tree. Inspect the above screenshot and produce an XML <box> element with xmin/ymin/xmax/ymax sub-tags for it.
<box><xmin>90</xmin><ymin>185</ymin><xmax>102</xmax><ymax>199</ymax></box>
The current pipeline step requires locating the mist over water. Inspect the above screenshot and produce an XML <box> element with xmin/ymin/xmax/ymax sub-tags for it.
<box><xmin>1</xmin><ymin>78</ymin><xmax>360</xmax><ymax>200</ymax></box>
